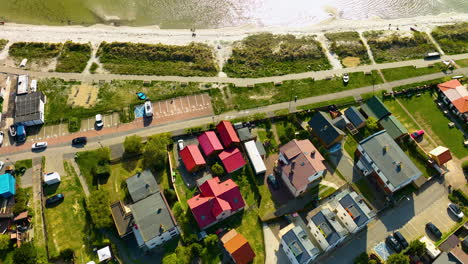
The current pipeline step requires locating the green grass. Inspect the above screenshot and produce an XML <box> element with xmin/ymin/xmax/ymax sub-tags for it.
<box><xmin>431</xmin><ymin>23</ymin><xmax>468</xmax><ymax>55</ymax></box>
<box><xmin>360</xmin><ymin>92</ymin><xmax>377</xmax><ymax>101</ymax></box>
<box><xmin>256</xmin><ymin>129</ymin><xmax>278</xmax><ymax>155</ymax></box>
<box><xmin>391</xmin><ymin>77</ymin><xmax>449</xmax><ymax>92</ymax></box>
<box><xmin>455</xmin><ymin>59</ymin><xmax>468</xmax><ymax>67</ymax></box>
<box><xmin>223</xmin><ymin>33</ymin><xmax>331</xmax><ymax>77</ymax></box>
<box><xmin>298</xmin><ymin>96</ymin><xmax>356</xmax><ymax>110</ymax></box>
<box><xmin>9</xmin><ymin>42</ymin><xmax>62</xmax><ymax>61</ymax></box>
<box><xmin>324</xmin><ymin>31</ymin><xmax>370</xmax><ymax>67</ymax></box>
<box><xmin>89</xmin><ymin>62</ymin><xmax>98</xmax><ymax>74</ymax></box>
<box><xmin>436</xmin><ymin>219</ymin><xmax>467</xmax><ymax>246</ymax></box>
<box><xmin>97</xmin><ymin>42</ymin><xmax>218</xmax><ymax>76</ymax></box>
<box><xmin>364</xmin><ymin>31</ymin><xmax>437</xmax><ymax>63</ymax></box>
<box><xmin>344</xmin><ymin>135</ymin><xmax>359</xmax><ymax>159</ymax></box>
<box><xmin>74</xmin><ymin>148</ymin><xmax>110</xmax><ymax>190</ymax></box>
<box><xmin>397</xmin><ymin>92</ymin><xmax>468</xmax><ymax>159</ymax></box>
<box><xmin>230</xmin><ymin>71</ymin><xmax>382</xmax><ymax>110</ymax></box>
<box><xmin>353</xmin><ymin>178</ymin><xmax>376</xmax><ymax>202</ymax></box>
<box><xmin>0</xmin><ymin>39</ymin><xmax>8</xmax><ymax>51</ymax></box>
<box><xmin>14</xmin><ymin>159</ymin><xmax>32</xmax><ymax>169</ymax></box>
<box><xmin>105</xmin><ymin>159</ymin><xmax>142</xmax><ymax>202</ymax></box>
<box><xmin>44</xmin><ymin>161</ymin><xmax>100</xmax><ymax>262</ymax></box>
<box><xmin>55</xmin><ymin>41</ymin><xmax>91</xmax><ymax>73</ymax></box>
<box><xmin>274</xmin><ymin>108</ymin><xmax>290</xmax><ymax>116</ymax></box>
<box><xmin>381</xmin><ymin>63</ymin><xmax>446</xmax><ymax>82</ymax></box>
<box><xmin>208</xmin><ymin>88</ymin><xmax>232</xmax><ymax>114</ymax></box>
<box><xmin>173</xmin><ymin>171</ymin><xmax>197</xmax><ymax>211</ymax></box>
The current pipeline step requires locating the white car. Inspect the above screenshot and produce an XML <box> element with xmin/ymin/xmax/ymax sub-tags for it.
<box><xmin>177</xmin><ymin>139</ymin><xmax>184</xmax><ymax>150</ymax></box>
<box><xmin>448</xmin><ymin>203</ymin><xmax>464</xmax><ymax>219</ymax></box>
<box><xmin>343</xmin><ymin>73</ymin><xmax>349</xmax><ymax>83</ymax></box>
<box><xmin>144</xmin><ymin>101</ymin><xmax>153</xmax><ymax>117</ymax></box>
<box><xmin>0</xmin><ymin>131</ymin><xmax>3</xmax><ymax>146</ymax></box>
<box><xmin>0</xmin><ymin>161</ymin><xmax>4</xmax><ymax>170</ymax></box>
<box><xmin>95</xmin><ymin>114</ymin><xmax>104</xmax><ymax>129</ymax></box>
<box><xmin>32</xmin><ymin>142</ymin><xmax>48</xmax><ymax>150</ymax></box>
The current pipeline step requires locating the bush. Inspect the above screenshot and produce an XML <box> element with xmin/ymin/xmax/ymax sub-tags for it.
<box><xmin>89</xmin><ymin>62</ymin><xmax>99</xmax><ymax>74</ymax></box>
<box><xmin>13</xmin><ymin>243</ymin><xmax>37</xmax><ymax>264</ymax></box>
<box><xmin>13</xmin><ymin>188</ymin><xmax>30</xmax><ymax>215</ymax></box>
<box><xmin>58</xmin><ymin>248</ymin><xmax>75</xmax><ymax>262</ymax></box>
<box><xmin>55</xmin><ymin>41</ymin><xmax>92</xmax><ymax>73</ymax></box>
<box><xmin>0</xmin><ymin>234</ymin><xmax>10</xmax><ymax>250</ymax></box>
<box><xmin>124</xmin><ymin>135</ymin><xmax>143</xmax><ymax>154</ymax></box>
<box><xmin>354</xmin><ymin>252</ymin><xmax>369</xmax><ymax>264</ymax></box>
<box><xmin>86</xmin><ymin>190</ymin><xmax>113</xmax><ymax>229</ymax></box>
<box><xmin>163</xmin><ymin>189</ymin><xmax>177</xmax><ymax>206</ymax></box>
<box><xmin>406</xmin><ymin>240</ymin><xmax>425</xmax><ymax>257</ymax></box>
<box><xmin>68</xmin><ymin>117</ymin><xmax>81</xmax><ymax>132</ymax></box>
<box><xmin>211</xmin><ymin>163</ymin><xmax>225</xmax><ymax>176</ymax></box>
<box><xmin>9</xmin><ymin>42</ymin><xmax>62</xmax><ymax>60</ymax></box>
<box><xmin>386</xmin><ymin>253</ymin><xmax>409</xmax><ymax>264</ymax></box>
<box><xmin>143</xmin><ymin>133</ymin><xmax>171</xmax><ymax>170</ymax></box>
<box><xmin>462</xmin><ymin>160</ymin><xmax>468</xmax><ymax>172</ymax></box>
<box><xmin>449</xmin><ymin>189</ymin><xmax>468</xmax><ymax>207</ymax></box>
<box><xmin>366</xmin><ymin>116</ymin><xmax>379</xmax><ymax>131</ymax></box>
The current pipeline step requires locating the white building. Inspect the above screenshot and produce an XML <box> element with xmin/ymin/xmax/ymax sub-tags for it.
<box><xmin>244</xmin><ymin>140</ymin><xmax>266</xmax><ymax>175</ymax></box>
<box><xmin>280</xmin><ymin>223</ymin><xmax>321</xmax><ymax>264</ymax></box>
<box><xmin>16</xmin><ymin>75</ymin><xmax>29</xmax><ymax>95</ymax></box>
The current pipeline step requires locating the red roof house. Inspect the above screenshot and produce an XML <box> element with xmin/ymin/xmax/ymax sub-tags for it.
<box><xmin>188</xmin><ymin>177</ymin><xmax>245</xmax><ymax>229</ymax></box>
<box><xmin>198</xmin><ymin>131</ymin><xmax>224</xmax><ymax>156</ymax></box>
<box><xmin>216</xmin><ymin>120</ymin><xmax>240</xmax><ymax>148</ymax></box>
<box><xmin>218</xmin><ymin>148</ymin><xmax>246</xmax><ymax>173</ymax></box>
<box><xmin>220</xmin><ymin>229</ymin><xmax>256</xmax><ymax>264</ymax></box>
<box><xmin>180</xmin><ymin>145</ymin><xmax>206</xmax><ymax>172</ymax></box>
<box><xmin>438</xmin><ymin>80</ymin><xmax>468</xmax><ymax>119</ymax></box>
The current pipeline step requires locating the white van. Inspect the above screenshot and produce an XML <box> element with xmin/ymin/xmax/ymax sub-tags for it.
<box><xmin>44</xmin><ymin>172</ymin><xmax>61</xmax><ymax>185</ymax></box>
<box><xmin>144</xmin><ymin>101</ymin><xmax>153</xmax><ymax>117</ymax></box>
<box><xmin>30</xmin><ymin>80</ymin><xmax>37</xmax><ymax>92</ymax></box>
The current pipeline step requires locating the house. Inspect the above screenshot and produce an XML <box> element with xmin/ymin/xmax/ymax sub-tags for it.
<box><xmin>278</xmin><ymin>139</ymin><xmax>326</xmax><ymax>197</ymax></box>
<box><xmin>110</xmin><ymin>170</ymin><xmax>179</xmax><ymax>249</ymax></box>
<box><xmin>379</xmin><ymin>116</ymin><xmax>408</xmax><ymax>140</ymax></box>
<box><xmin>437</xmin><ymin>79</ymin><xmax>468</xmax><ymax>123</ymax></box>
<box><xmin>308</xmin><ymin>112</ymin><xmax>345</xmax><ymax>148</ymax></box>
<box><xmin>307</xmin><ymin>208</ymin><xmax>348</xmax><ymax>251</ymax></box>
<box><xmin>361</xmin><ymin>96</ymin><xmax>391</xmax><ymax>121</ymax></box>
<box><xmin>180</xmin><ymin>145</ymin><xmax>206</xmax><ymax>172</ymax></box>
<box><xmin>188</xmin><ymin>177</ymin><xmax>245</xmax><ymax>229</ymax></box>
<box><xmin>344</xmin><ymin>106</ymin><xmax>367</xmax><ymax>129</ymax></box>
<box><xmin>198</xmin><ymin>131</ymin><xmax>224</xmax><ymax>157</ymax></box>
<box><xmin>16</xmin><ymin>75</ymin><xmax>28</xmax><ymax>95</ymax></box>
<box><xmin>14</xmin><ymin>91</ymin><xmax>46</xmax><ymax>126</ymax></box>
<box><xmin>279</xmin><ymin>223</ymin><xmax>321</xmax><ymax>264</ymax></box>
<box><xmin>217</xmin><ymin>120</ymin><xmax>240</xmax><ymax>148</ymax></box>
<box><xmin>244</xmin><ymin>140</ymin><xmax>266</xmax><ymax>175</ymax></box>
<box><xmin>220</xmin><ymin>229</ymin><xmax>256</xmax><ymax>264</ymax></box>
<box><xmin>218</xmin><ymin>148</ymin><xmax>246</xmax><ymax>173</ymax></box>
<box><xmin>429</xmin><ymin>146</ymin><xmax>452</xmax><ymax>166</ymax></box>
<box><xmin>356</xmin><ymin>130</ymin><xmax>422</xmax><ymax>194</ymax></box>
<box><xmin>330</xmin><ymin>191</ymin><xmax>375</xmax><ymax>234</ymax></box>
<box><xmin>236</xmin><ymin>127</ymin><xmax>255</xmax><ymax>142</ymax></box>
<box><xmin>0</xmin><ymin>173</ymin><xmax>15</xmax><ymax>198</ymax></box>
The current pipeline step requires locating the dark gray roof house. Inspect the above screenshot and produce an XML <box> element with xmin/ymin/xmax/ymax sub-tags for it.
<box><xmin>344</xmin><ymin>106</ymin><xmax>367</xmax><ymax>129</ymax></box>
<box><xmin>280</xmin><ymin>224</ymin><xmax>321</xmax><ymax>264</ymax></box>
<box><xmin>255</xmin><ymin>140</ymin><xmax>266</xmax><ymax>157</ymax></box>
<box><xmin>361</xmin><ymin>96</ymin><xmax>391</xmax><ymax>121</ymax></box>
<box><xmin>126</xmin><ymin>170</ymin><xmax>159</xmax><ymax>202</ymax></box>
<box><xmin>308</xmin><ymin>111</ymin><xmax>345</xmax><ymax>148</ymax></box>
<box><xmin>14</xmin><ymin>92</ymin><xmax>45</xmax><ymax>126</ymax></box>
<box><xmin>236</xmin><ymin>127</ymin><xmax>255</xmax><ymax>142</ymax></box>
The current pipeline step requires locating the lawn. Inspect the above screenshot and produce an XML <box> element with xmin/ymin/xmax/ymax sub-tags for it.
<box><xmin>344</xmin><ymin>135</ymin><xmax>359</xmax><ymax>159</ymax></box>
<box><xmin>360</xmin><ymin>92</ymin><xmax>377</xmax><ymax>101</ymax></box>
<box><xmin>230</xmin><ymin>71</ymin><xmax>383</xmax><ymax>110</ymax></box>
<box><xmin>431</xmin><ymin>23</ymin><xmax>468</xmax><ymax>55</ymax></box>
<box><xmin>55</xmin><ymin>41</ymin><xmax>92</xmax><ymax>73</ymax></box>
<box><xmin>397</xmin><ymin>91</ymin><xmax>468</xmax><ymax>159</ymax></box>
<box><xmin>97</xmin><ymin>42</ymin><xmax>218</xmax><ymax>76</ymax></box>
<box><xmin>381</xmin><ymin>63</ymin><xmax>446</xmax><ymax>82</ymax></box>
<box><xmin>0</xmin><ymin>39</ymin><xmax>8</xmax><ymax>51</ymax></box>
<box><xmin>363</xmin><ymin>31</ymin><xmax>437</xmax><ymax>63</ymax></box>
<box><xmin>14</xmin><ymin>159</ymin><xmax>32</xmax><ymax>169</ymax></box>
<box><xmin>173</xmin><ymin>170</ymin><xmax>197</xmax><ymax>211</ymax></box>
<box><xmin>391</xmin><ymin>77</ymin><xmax>449</xmax><ymax>92</ymax></box>
<box><xmin>105</xmin><ymin>158</ymin><xmax>142</xmax><ymax>203</ymax></box>
<box><xmin>399</xmin><ymin>140</ymin><xmax>438</xmax><ymax>178</ymax></box>
<box><xmin>455</xmin><ymin>59</ymin><xmax>468</xmax><ymax>68</ymax></box>
<box><xmin>8</xmin><ymin>42</ymin><xmax>62</xmax><ymax>61</ymax></box>
<box><xmin>297</xmin><ymin>96</ymin><xmax>356</xmax><ymax>110</ymax></box>
<box><xmin>44</xmin><ymin>161</ymin><xmax>100</xmax><ymax>263</ymax></box>
<box><xmin>74</xmin><ymin>147</ymin><xmax>110</xmax><ymax>190</ymax></box>
<box><xmin>256</xmin><ymin>129</ymin><xmax>278</xmax><ymax>155</ymax></box>
<box><xmin>383</xmin><ymin>98</ymin><xmax>420</xmax><ymax>133</ymax></box>
<box><xmin>324</xmin><ymin>31</ymin><xmax>370</xmax><ymax>67</ymax></box>
<box><xmin>223</xmin><ymin>33</ymin><xmax>331</xmax><ymax>77</ymax></box>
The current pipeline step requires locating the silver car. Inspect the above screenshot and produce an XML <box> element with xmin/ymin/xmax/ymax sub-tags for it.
<box><xmin>32</xmin><ymin>142</ymin><xmax>48</xmax><ymax>150</ymax></box>
<box><xmin>448</xmin><ymin>203</ymin><xmax>464</xmax><ymax>219</ymax></box>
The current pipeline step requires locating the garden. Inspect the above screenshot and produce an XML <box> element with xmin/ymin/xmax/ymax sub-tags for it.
<box><xmin>324</xmin><ymin>31</ymin><xmax>370</xmax><ymax>67</ymax></box>
<box><xmin>431</xmin><ymin>22</ymin><xmax>468</xmax><ymax>55</ymax></box>
<box><xmin>97</xmin><ymin>42</ymin><xmax>218</xmax><ymax>76</ymax></box>
<box><xmin>223</xmin><ymin>33</ymin><xmax>331</xmax><ymax>77</ymax></box>
<box><xmin>55</xmin><ymin>41</ymin><xmax>92</xmax><ymax>73</ymax></box>
<box><xmin>363</xmin><ymin>31</ymin><xmax>437</xmax><ymax>63</ymax></box>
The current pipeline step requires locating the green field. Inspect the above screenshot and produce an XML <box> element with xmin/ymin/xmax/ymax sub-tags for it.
<box><xmin>324</xmin><ymin>31</ymin><xmax>370</xmax><ymax>67</ymax></box>
<box><xmin>9</xmin><ymin>42</ymin><xmax>62</xmax><ymax>61</ymax></box>
<box><xmin>55</xmin><ymin>41</ymin><xmax>92</xmax><ymax>73</ymax></box>
<box><xmin>298</xmin><ymin>96</ymin><xmax>356</xmax><ymax>110</ymax></box>
<box><xmin>381</xmin><ymin>63</ymin><xmax>445</xmax><ymax>82</ymax></box>
<box><xmin>431</xmin><ymin>23</ymin><xmax>468</xmax><ymax>55</ymax></box>
<box><xmin>97</xmin><ymin>42</ymin><xmax>218</xmax><ymax>76</ymax></box>
<box><xmin>223</xmin><ymin>33</ymin><xmax>331</xmax><ymax>77</ymax></box>
<box><xmin>456</xmin><ymin>59</ymin><xmax>468</xmax><ymax>68</ymax></box>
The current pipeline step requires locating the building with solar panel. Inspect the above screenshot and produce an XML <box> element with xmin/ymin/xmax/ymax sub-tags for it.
<box><xmin>14</xmin><ymin>91</ymin><xmax>46</xmax><ymax>126</ymax></box>
<box><xmin>279</xmin><ymin>223</ymin><xmax>321</xmax><ymax>264</ymax></box>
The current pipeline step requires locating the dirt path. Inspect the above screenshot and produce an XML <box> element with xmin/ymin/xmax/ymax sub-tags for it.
<box><xmin>70</xmin><ymin>160</ymin><xmax>90</xmax><ymax>197</ymax></box>
<box><xmin>316</xmin><ymin>33</ymin><xmax>342</xmax><ymax>70</ymax></box>
<box><xmin>425</xmin><ymin>30</ymin><xmax>445</xmax><ymax>56</ymax></box>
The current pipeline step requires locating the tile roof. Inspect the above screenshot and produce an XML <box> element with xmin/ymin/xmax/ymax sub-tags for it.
<box><xmin>361</xmin><ymin>96</ymin><xmax>391</xmax><ymax>120</ymax></box>
<box><xmin>198</xmin><ymin>131</ymin><xmax>224</xmax><ymax>156</ymax></box>
<box><xmin>308</xmin><ymin>112</ymin><xmax>345</xmax><ymax>146</ymax></box>
<box><xmin>180</xmin><ymin>145</ymin><xmax>206</xmax><ymax>172</ymax></box>
<box><xmin>236</xmin><ymin>127</ymin><xmax>254</xmax><ymax>142</ymax></box>
<box><xmin>126</xmin><ymin>170</ymin><xmax>159</xmax><ymax>203</ymax></box>
<box><xmin>344</xmin><ymin>106</ymin><xmax>366</xmax><ymax>127</ymax></box>
<box><xmin>110</xmin><ymin>201</ymin><xmax>133</xmax><ymax>237</ymax></box>
<box><xmin>438</xmin><ymin>80</ymin><xmax>468</xmax><ymax>114</ymax></box>
<box><xmin>218</xmin><ymin>148</ymin><xmax>246</xmax><ymax>173</ymax></box>
<box><xmin>221</xmin><ymin>229</ymin><xmax>256</xmax><ymax>264</ymax></box>
<box><xmin>217</xmin><ymin>120</ymin><xmax>240</xmax><ymax>147</ymax></box>
<box><xmin>429</xmin><ymin>146</ymin><xmax>452</xmax><ymax>165</ymax></box>
<box><xmin>379</xmin><ymin>116</ymin><xmax>408</xmax><ymax>139</ymax></box>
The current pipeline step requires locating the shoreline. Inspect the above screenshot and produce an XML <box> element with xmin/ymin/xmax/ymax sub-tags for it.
<box><xmin>0</xmin><ymin>13</ymin><xmax>466</xmax><ymax>46</ymax></box>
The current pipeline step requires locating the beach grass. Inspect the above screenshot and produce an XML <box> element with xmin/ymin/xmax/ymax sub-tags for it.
<box><xmin>381</xmin><ymin>63</ymin><xmax>446</xmax><ymax>81</ymax></box>
<box><xmin>0</xmin><ymin>39</ymin><xmax>8</xmax><ymax>51</ymax></box>
<box><xmin>324</xmin><ymin>31</ymin><xmax>370</xmax><ymax>67</ymax></box>
<box><xmin>55</xmin><ymin>41</ymin><xmax>92</xmax><ymax>73</ymax></box>
<box><xmin>431</xmin><ymin>22</ymin><xmax>468</xmax><ymax>55</ymax></box>
<box><xmin>223</xmin><ymin>33</ymin><xmax>331</xmax><ymax>77</ymax></box>
<box><xmin>97</xmin><ymin>42</ymin><xmax>218</xmax><ymax>76</ymax></box>
<box><xmin>9</xmin><ymin>42</ymin><xmax>62</xmax><ymax>61</ymax></box>
<box><xmin>363</xmin><ymin>31</ymin><xmax>437</xmax><ymax>63</ymax></box>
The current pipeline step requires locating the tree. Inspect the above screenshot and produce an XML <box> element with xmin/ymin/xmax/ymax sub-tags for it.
<box><xmin>86</xmin><ymin>190</ymin><xmax>112</xmax><ymax>228</ymax></box>
<box><xmin>204</xmin><ymin>234</ymin><xmax>219</xmax><ymax>251</ymax></box>
<box><xmin>0</xmin><ymin>234</ymin><xmax>10</xmax><ymax>250</ymax></box>
<box><xmin>142</xmin><ymin>134</ymin><xmax>171</xmax><ymax>170</ymax></box>
<box><xmin>386</xmin><ymin>253</ymin><xmax>410</xmax><ymax>264</ymax></box>
<box><xmin>407</xmin><ymin>240</ymin><xmax>426</xmax><ymax>257</ymax></box>
<box><xmin>13</xmin><ymin>243</ymin><xmax>37</xmax><ymax>264</ymax></box>
<box><xmin>367</xmin><ymin>116</ymin><xmax>379</xmax><ymax>131</ymax></box>
<box><xmin>211</xmin><ymin>163</ymin><xmax>225</xmax><ymax>176</ymax></box>
<box><xmin>162</xmin><ymin>253</ymin><xmax>177</xmax><ymax>264</ymax></box>
<box><xmin>354</xmin><ymin>252</ymin><xmax>369</xmax><ymax>264</ymax></box>
<box><xmin>124</xmin><ymin>135</ymin><xmax>143</xmax><ymax>154</ymax></box>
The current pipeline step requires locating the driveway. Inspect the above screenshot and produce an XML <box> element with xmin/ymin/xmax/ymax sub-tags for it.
<box><xmin>263</xmin><ymin>223</ymin><xmax>290</xmax><ymax>264</ymax></box>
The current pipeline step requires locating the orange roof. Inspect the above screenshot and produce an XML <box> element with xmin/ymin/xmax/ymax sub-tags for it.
<box><xmin>452</xmin><ymin>97</ymin><xmax>468</xmax><ymax>113</ymax></box>
<box><xmin>438</xmin><ymin>80</ymin><xmax>468</xmax><ymax>113</ymax></box>
<box><xmin>437</xmin><ymin>79</ymin><xmax>462</xmax><ymax>92</ymax></box>
<box><xmin>222</xmin><ymin>230</ymin><xmax>256</xmax><ymax>264</ymax></box>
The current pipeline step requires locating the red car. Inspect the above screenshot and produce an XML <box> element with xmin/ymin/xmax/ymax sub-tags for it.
<box><xmin>410</xmin><ymin>130</ymin><xmax>425</xmax><ymax>139</ymax></box>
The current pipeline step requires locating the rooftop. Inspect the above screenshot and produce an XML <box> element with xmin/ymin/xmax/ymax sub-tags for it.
<box><xmin>438</xmin><ymin>80</ymin><xmax>468</xmax><ymax>114</ymax></box>
<box><xmin>379</xmin><ymin>116</ymin><xmax>408</xmax><ymax>139</ymax></box>
<box><xmin>217</xmin><ymin>120</ymin><xmax>240</xmax><ymax>147</ymax></box>
<box><xmin>308</xmin><ymin>112</ymin><xmax>345</xmax><ymax>146</ymax></box>
<box><xmin>180</xmin><ymin>145</ymin><xmax>206</xmax><ymax>172</ymax></box>
<box><xmin>14</xmin><ymin>91</ymin><xmax>45</xmax><ymax>124</ymax></box>
<box><xmin>344</xmin><ymin>106</ymin><xmax>367</xmax><ymax>127</ymax></box>
<box><xmin>338</xmin><ymin>192</ymin><xmax>372</xmax><ymax>227</ymax></box>
<box><xmin>198</xmin><ymin>131</ymin><xmax>224</xmax><ymax>156</ymax></box>
<box><xmin>110</xmin><ymin>201</ymin><xmax>133</xmax><ymax>237</ymax></box>
<box><xmin>125</xmin><ymin>170</ymin><xmax>159</xmax><ymax>203</ymax></box>
<box><xmin>309</xmin><ymin>208</ymin><xmax>346</xmax><ymax>246</ymax></box>
<box><xmin>221</xmin><ymin>229</ymin><xmax>256</xmax><ymax>264</ymax></box>
<box><xmin>218</xmin><ymin>147</ymin><xmax>246</xmax><ymax>173</ymax></box>
<box><xmin>281</xmin><ymin>224</ymin><xmax>320</xmax><ymax>264</ymax></box>
<box><xmin>361</xmin><ymin>96</ymin><xmax>391</xmax><ymax>120</ymax></box>
<box><xmin>237</xmin><ymin>127</ymin><xmax>255</xmax><ymax>142</ymax></box>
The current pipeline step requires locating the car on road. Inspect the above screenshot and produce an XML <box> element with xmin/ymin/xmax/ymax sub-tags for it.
<box><xmin>343</xmin><ymin>73</ymin><xmax>349</xmax><ymax>83</ymax></box>
<box><xmin>267</xmin><ymin>174</ymin><xmax>279</xmax><ymax>190</ymax></box>
<box><xmin>426</xmin><ymin>222</ymin><xmax>442</xmax><ymax>239</ymax></box>
<box><xmin>144</xmin><ymin>101</ymin><xmax>153</xmax><ymax>117</ymax></box>
<box><xmin>0</xmin><ymin>161</ymin><xmax>4</xmax><ymax>171</ymax></box>
<box><xmin>393</xmin><ymin>231</ymin><xmax>409</xmax><ymax>249</ymax></box>
<box><xmin>95</xmin><ymin>114</ymin><xmax>104</xmax><ymax>129</ymax></box>
<box><xmin>72</xmin><ymin>137</ymin><xmax>87</xmax><ymax>146</ymax></box>
<box><xmin>448</xmin><ymin>203</ymin><xmax>464</xmax><ymax>220</ymax></box>
<box><xmin>46</xmin><ymin>193</ymin><xmax>64</xmax><ymax>206</ymax></box>
<box><xmin>410</xmin><ymin>130</ymin><xmax>425</xmax><ymax>139</ymax></box>
<box><xmin>177</xmin><ymin>139</ymin><xmax>184</xmax><ymax>151</ymax></box>
<box><xmin>32</xmin><ymin>142</ymin><xmax>48</xmax><ymax>150</ymax></box>
<box><xmin>0</xmin><ymin>131</ymin><xmax>3</xmax><ymax>146</ymax></box>
<box><xmin>385</xmin><ymin>235</ymin><xmax>402</xmax><ymax>253</ymax></box>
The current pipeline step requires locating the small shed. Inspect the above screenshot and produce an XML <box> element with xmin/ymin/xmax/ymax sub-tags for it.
<box><xmin>344</xmin><ymin>106</ymin><xmax>367</xmax><ymax>129</ymax></box>
<box><xmin>236</xmin><ymin>127</ymin><xmax>255</xmax><ymax>142</ymax></box>
<box><xmin>429</xmin><ymin>146</ymin><xmax>452</xmax><ymax>166</ymax></box>
<box><xmin>218</xmin><ymin>148</ymin><xmax>246</xmax><ymax>173</ymax></box>
<box><xmin>0</xmin><ymin>173</ymin><xmax>16</xmax><ymax>198</ymax></box>
<box><xmin>379</xmin><ymin>116</ymin><xmax>408</xmax><ymax>140</ymax></box>
<box><xmin>43</xmin><ymin>172</ymin><xmax>61</xmax><ymax>185</ymax></box>
<box><xmin>97</xmin><ymin>246</ymin><xmax>112</xmax><ymax>262</ymax></box>
<box><xmin>244</xmin><ymin>140</ymin><xmax>266</xmax><ymax>175</ymax></box>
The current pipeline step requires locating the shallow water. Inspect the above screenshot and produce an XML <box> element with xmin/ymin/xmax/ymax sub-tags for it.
<box><xmin>0</xmin><ymin>0</ymin><xmax>467</xmax><ymax>28</ymax></box>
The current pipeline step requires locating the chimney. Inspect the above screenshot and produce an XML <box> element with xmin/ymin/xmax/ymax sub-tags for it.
<box><xmin>160</xmin><ymin>224</ymin><xmax>165</xmax><ymax>232</ymax></box>
<box><xmin>383</xmin><ymin>145</ymin><xmax>389</xmax><ymax>153</ymax></box>
<box><xmin>145</xmin><ymin>183</ymin><xmax>149</xmax><ymax>189</ymax></box>
<box><xmin>291</xmin><ymin>162</ymin><xmax>296</xmax><ymax>169</ymax></box>
<box><xmin>311</xmin><ymin>150</ymin><xmax>316</xmax><ymax>158</ymax></box>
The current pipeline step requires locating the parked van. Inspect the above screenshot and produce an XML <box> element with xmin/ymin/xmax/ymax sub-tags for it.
<box><xmin>16</xmin><ymin>124</ymin><xmax>26</xmax><ymax>143</ymax></box>
<box><xmin>30</xmin><ymin>80</ymin><xmax>37</xmax><ymax>92</ymax></box>
<box><xmin>425</xmin><ymin>52</ymin><xmax>440</xmax><ymax>59</ymax></box>
<box><xmin>44</xmin><ymin>172</ymin><xmax>61</xmax><ymax>185</ymax></box>
<box><xmin>144</xmin><ymin>101</ymin><xmax>153</xmax><ymax>117</ymax></box>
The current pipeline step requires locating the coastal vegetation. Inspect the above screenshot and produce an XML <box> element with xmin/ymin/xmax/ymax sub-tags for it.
<box><xmin>97</xmin><ymin>42</ymin><xmax>218</xmax><ymax>76</ymax></box>
<box><xmin>9</xmin><ymin>42</ymin><xmax>62</xmax><ymax>61</ymax></box>
<box><xmin>324</xmin><ymin>31</ymin><xmax>370</xmax><ymax>67</ymax></box>
<box><xmin>0</xmin><ymin>39</ymin><xmax>8</xmax><ymax>51</ymax></box>
<box><xmin>55</xmin><ymin>41</ymin><xmax>92</xmax><ymax>73</ymax></box>
<box><xmin>223</xmin><ymin>33</ymin><xmax>331</xmax><ymax>77</ymax></box>
<box><xmin>381</xmin><ymin>63</ymin><xmax>446</xmax><ymax>81</ymax></box>
<box><xmin>363</xmin><ymin>31</ymin><xmax>436</xmax><ymax>63</ymax></box>
<box><xmin>431</xmin><ymin>22</ymin><xmax>468</xmax><ymax>54</ymax></box>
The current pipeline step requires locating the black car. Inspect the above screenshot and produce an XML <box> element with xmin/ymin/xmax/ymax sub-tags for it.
<box><xmin>426</xmin><ymin>222</ymin><xmax>442</xmax><ymax>239</ymax></box>
<box><xmin>72</xmin><ymin>137</ymin><xmax>87</xmax><ymax>145</ymax></box>
<box><xmin>386</xmin><ymin>235</ymin><xmax>402</xmax><ymax>253</ymax></box>
<box><xmin>46</xmin><ymin>193</ymin><xmax>64</xmax><ymax>206</ymax></box>
<box><xmin>267</xmin><ymin>174</ymin><xmax>279</xmax><ymax>190</ymax></box>
<box><xmin>393</xmin><ymin>231</ymin><xmax>409</xmax><ymax>249</ymax></box>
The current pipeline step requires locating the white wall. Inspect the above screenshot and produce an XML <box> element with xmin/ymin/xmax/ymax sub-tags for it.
<box><xmin>144</xmin><ymin>227</ymin><xmax>180</xmax><ymax>250</ymax></box>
